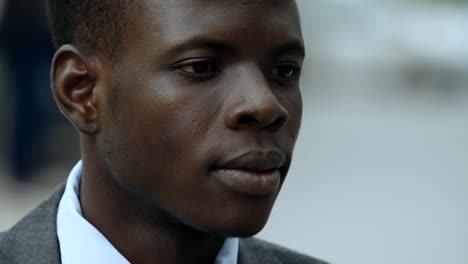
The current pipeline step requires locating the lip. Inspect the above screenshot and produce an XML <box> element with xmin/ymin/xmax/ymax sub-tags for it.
<box><xmin>217</xmin><ymin>150</ymin><xmax>286</xmax><ymax>171</ymax></box>
<box><xmin>212</xmin><ymin>150</ymin><xmax>286</xmax><ymax>196</ymax></box>
<box><xmin>212</xmin><ymin>169</ymin><xmax>281</xmax><ymax>196</ymax></box>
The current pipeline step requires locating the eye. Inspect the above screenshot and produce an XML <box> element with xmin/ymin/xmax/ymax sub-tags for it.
<box><xmin>270</xmin><ymin>63</ymin><xmax>301</xmax><ymax>81</ymax></box>
<box><xmin>177</xmin><ymin>59</ymin><xmax>218</xmax><ymax>75</ymax></box>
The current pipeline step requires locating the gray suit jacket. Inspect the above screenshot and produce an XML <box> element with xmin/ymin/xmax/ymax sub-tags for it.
<box><xmin>0</xmin><ymin>186</ymin><xmax>328</xmax><ymax>264</ymax></box>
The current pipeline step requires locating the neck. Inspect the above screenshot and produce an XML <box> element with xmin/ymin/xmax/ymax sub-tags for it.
<box><xmin>79</xmin><ymin>145</ymin><xmax>225</xmax><ymax>264</ymax></box>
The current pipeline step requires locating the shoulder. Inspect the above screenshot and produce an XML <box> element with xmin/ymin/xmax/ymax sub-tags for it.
<box><xmin>0</xmin><ymin>233</ymin><xmax>9</xmax><ymax>263</ymax></box>
<box><xmin>239</xmin><ymin>237</ymin><xmax>330</xmax><ymax>264</ymax></box>
<box><xmin>0</xmin><ymin>248</ymin><xmax>12</xmax><ymax>264</ymax></box>
<box><xmin>0</xmin><ymin>185</ymin><xmax>65</xmax><ymax>264</ymax></box>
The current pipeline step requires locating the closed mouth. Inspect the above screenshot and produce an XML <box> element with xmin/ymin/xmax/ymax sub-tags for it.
<box><xmin>215</xmin><ymin>149</ymin><xmax>286</xmax><ymax>172</ymax></box>
<box><xmin>212</xmin><ymin>150</ymin><xmax>286</xmax><ymax>196</ymax></box>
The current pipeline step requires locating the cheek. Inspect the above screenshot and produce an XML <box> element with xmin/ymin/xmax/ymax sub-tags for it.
<box><xmin>101</xmin><ymin>88</ymin><xmax>214</xmax><ymax>193</ymax></box>
<box><xmin>293</xmin><ymin>92</ymin><xmax>303</xmax><ymax>132</ymax></box>
<box><xmin>280</xmin><ymin>89</ymin><xmax>303</xmax><ymax>140</ymax></box>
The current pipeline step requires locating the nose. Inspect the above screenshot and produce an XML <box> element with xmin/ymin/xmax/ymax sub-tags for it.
<box><xmin>224</xmin><ymin>68</ymin><xmax>289</xmax><ymax>131</ymax></box>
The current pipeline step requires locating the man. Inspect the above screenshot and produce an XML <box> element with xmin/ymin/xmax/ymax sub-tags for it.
<box><xmin>0</xmin><ymin>0</ymin><xmax>329</xmax><ymax>263</ymax></box>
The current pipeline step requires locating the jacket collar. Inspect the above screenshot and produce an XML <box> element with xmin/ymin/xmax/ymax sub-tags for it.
<box><xmin>0</xmin><ymin>185</ymin><xmax>287</xmax><ymax>264</ymax></box>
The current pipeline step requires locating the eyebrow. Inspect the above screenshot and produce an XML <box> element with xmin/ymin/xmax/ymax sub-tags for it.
<box><xmin>268</xmin><ymin>40</ymin><xmax>306</xmax><ymax>59</ymax></box>
<box><xmin>167</xmin><ymin>36</ymin><xmax>305</xmax><ymax>58</ymax></box>
<box><xmin>167</xmin><ymin>37</ymin><xmax>236</xmax><ymax>55</ymax></box>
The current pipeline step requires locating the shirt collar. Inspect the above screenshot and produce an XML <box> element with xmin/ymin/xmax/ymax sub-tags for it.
<box><xmin>57</xmin><ymin>161</ymin><xmax>239</xmax><ymax>264</ymax></box>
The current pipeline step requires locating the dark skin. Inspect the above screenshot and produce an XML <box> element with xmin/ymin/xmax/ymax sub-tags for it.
<box><xmin>51</xmin><ymin>0</ymin><xmax>304</xmax><ymax>263</ymax></box>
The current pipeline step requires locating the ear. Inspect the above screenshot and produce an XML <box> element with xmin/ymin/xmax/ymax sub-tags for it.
<box><xmin>50</xmin><ymin>45</ymin><xmax>102</xmax><ymax>135</ymax></box>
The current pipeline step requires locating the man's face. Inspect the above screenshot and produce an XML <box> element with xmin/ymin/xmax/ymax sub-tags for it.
<box><xmin>98</xmin><ymin>0</ymin><xmax>304</xmax><ymax>236</ymax></box>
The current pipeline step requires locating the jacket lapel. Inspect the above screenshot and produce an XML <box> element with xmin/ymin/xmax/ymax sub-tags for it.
<box><xmin>238</xmin><ymin>238</ymin><xmax>282</xmax><ymax>264</ymax></box>
<box><xmin>0</xmin><ymin>185</ymin><xmax>65</xmax><ymax>264</ymax></box>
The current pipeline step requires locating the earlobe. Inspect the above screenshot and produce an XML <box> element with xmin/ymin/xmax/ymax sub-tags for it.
<box><xmin>51</xmin><ymin>45</ymin><xmax>101</xmax><ymax>135</ymax></box>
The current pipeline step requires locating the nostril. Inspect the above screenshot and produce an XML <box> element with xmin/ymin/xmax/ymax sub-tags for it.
<box><xmin>238</xmin><ymin>115</ymin><xmax>256</xmax><ymax>125</ymax></box>
<box><xmin>236</xmin><ymin>114</ymin><xmax>287</xmax><ymax>131</ymax></box>
<box><xmin>268</xmin><ymin>116</ymin><xmax>287</xmax><ymax>131</ymax></box>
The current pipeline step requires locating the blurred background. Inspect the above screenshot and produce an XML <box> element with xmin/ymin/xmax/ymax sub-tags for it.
<box><xmin>0</xmin><ymin>0</ymin><xmax>467</xmax><ymax>263</ymax></box>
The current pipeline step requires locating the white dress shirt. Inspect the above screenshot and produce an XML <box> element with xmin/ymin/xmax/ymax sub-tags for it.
<box><xmin>57</xmin><ymin>161</ymin><xmax>239</xmax><ymax>264</ymax></box>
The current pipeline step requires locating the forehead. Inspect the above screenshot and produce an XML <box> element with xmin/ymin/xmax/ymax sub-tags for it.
<box><xmin>151</xmin><ymin>0</ymin><xmax>299</xmax><ymax>21</ymax></box>
<box><xmin>147</xmin><ymin>0</ymin><xmax>299</xmax><ymax>20</ymax></box>
<box><xmin>162</xmin><ymin>1</ymin><xmax>299</xmax><ymax>33</ymax></box>
<box><xmin>122</xmin><ymin>0</ymin><xmax>303</xmax><ymax>58</ymax></box>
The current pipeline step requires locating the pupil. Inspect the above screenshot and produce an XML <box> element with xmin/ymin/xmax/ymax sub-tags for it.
<box><xmin>193</xmin><ymin>62</ymin><xmax>210</xmax><ymax>73</ymax></box>
<box><xmin>279</xmin><ymin>66</ymin><xmax>294</xmax><ymax>78</ymax></box>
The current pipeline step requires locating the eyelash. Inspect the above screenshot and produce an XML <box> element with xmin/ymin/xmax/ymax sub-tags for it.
<box><xmin>173</xmin><ymin>59</ymin><xmax>301</xmax><ymax>83</ymax></box>
<box><xmin>173</xmin><ymin>58</ymin><xmax>219</xmax><ymax>79</ymax></box>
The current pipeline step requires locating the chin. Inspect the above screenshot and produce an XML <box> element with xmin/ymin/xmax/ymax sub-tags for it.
<box><xmin>207</xmin><ymin>194</ymin><xmax>279</xmax><ymax>238</ymax></box>
<box><xmin>226</xmin><ymin>225</ymin><xmax>266</xmax><ymax>238</ymax></box>
<box><xmin>215</xmin><ymin>225</ymin><xmax>267</xmax><ymax>238</ymax></box>
<box><xmin>210</xmin><ymin>211</ymin><xmax>272</xmax><ymax>238</ymax></box>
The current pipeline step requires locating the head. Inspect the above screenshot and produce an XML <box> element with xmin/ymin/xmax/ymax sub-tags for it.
<box><xmin>50</xmin><ymin>0</ymin><xmax>304</xmax><ymax>237</ymax></box>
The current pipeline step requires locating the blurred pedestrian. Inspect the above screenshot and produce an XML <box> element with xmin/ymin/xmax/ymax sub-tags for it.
<box><xmin>0</xmin><ymin>0</ymin><xmax>55</xmax><ymax>181</ymax></box>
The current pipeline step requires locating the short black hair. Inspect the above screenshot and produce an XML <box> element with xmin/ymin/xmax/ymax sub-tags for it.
<box><xmin>47</xmin><ymin>0</ymin><xmax>143</xmax><ymax>62</ymax></box>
